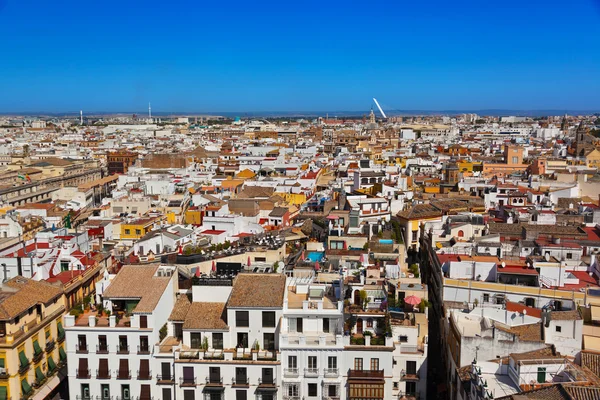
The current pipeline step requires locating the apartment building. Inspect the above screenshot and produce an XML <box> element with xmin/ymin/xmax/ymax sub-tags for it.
<box><xmin>280</xmin><ymin>275</ymin><xmax>345</xmax><ymax>400</ymax></box>
<box><xmin>64</xmin><ymin>264</ymin><xmax>177</xmax><ymax>400</ymax></box>
<box><xmin>0</xmin><ymin>277</ymin><xmax>65</xmax><ymax>400</ymax></box>
<box><xmin>155</xmin><ymin>273</ymin><xmax>286</xmax><ymax>400</ymax></box>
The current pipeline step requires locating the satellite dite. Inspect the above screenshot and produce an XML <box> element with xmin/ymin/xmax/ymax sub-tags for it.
<box><xmin>372</xmin><ymin>98</ymin><xmax>387</xmax><ymax>118</ymax></box>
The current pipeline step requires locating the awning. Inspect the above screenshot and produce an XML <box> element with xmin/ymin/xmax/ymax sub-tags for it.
<box><xmin>33</xmin><ymin>340</ymin><xmax>42</xmax><ymax>355</ymax></box>
<box><xmin>35</xmin><ymin>366</ymin><xmax>45</xmax><ymax>383</ymax></box>
<box><xmin>47</xmin><ymin>356</ymin><xmax>56</xmax><ymax>372</ymax></box>
<box><xmin>591</xmin><ymin>306</ymin><xmax>600</xmax><ymax>322</ymax></box>
<box><xmin>21</xmin><ymin>378</ymin><xmax>32</xmax><ymax>395</ymax></box>
<box><xmin>19</xmin><ymin>350</ymin><xmax>28</xmax><ymax>367</ymax></box>
<box><xmin>59</xmin><ymin>347</ymin><xmax>66</xmax><ymax>361</ymax></box>
<box><xmin>203</xmin><ymin>386</ymin><xmax>226</xmax><ymax>393</ymax></box>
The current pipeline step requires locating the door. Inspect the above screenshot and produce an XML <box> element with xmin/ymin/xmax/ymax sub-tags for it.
<box><xmin>354</xmin><ymin>290</ymin><xmax>361</xmax><ymax>305</ymax></box>
<box><xmin>235</xmin><ymin>367</ymin><xmax>247</xmax><ymax>385</ymax></box>
<box><xmin>161</xmin><ymin>362</ymin><xmax>171</xmax><ymax>380</ymax></box>
<box><xmin>537</xmin><ymin>367</ymin><xmax>546</xmax><ymax>383</ymax></box>
<box><xmin>357</xmin><ymin>318</ymin><xmax>363</xmax><ymax>334</ymax></box>
<box><xmin>262</xmin><ymin>368</ymin><xmax>273</xmax><ymax>385</ymax></box>
<box><xmin>323</xmin><ymin>318</ymin><xmax>330</xmax><ymax>333</ymax></box>
<box><xmin>118</xmin><ymin>359</ymin><xmax>129</xmax><ymax>379</ymax></box>
<box><xmin>139</xmin><ymin>385</ymin><xmax>150</xmax><ymax>400</ymax></box>
<box><xmin>209</xmin><ymin>367</ymin><xmax>220</xmax><ymax>383</ymax></box>
<box><xmin>183</xmin><ymin>366</ymin><xmax>194</xmax><ymax>384</ymax></box>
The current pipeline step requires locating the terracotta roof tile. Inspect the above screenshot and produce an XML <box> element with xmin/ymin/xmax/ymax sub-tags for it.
<box><xmin>183</xmin><ymin>302</ymin><xmax>228</xmax><ymax>330</ymax></box>
<box><xmin>103</xmin><ymin>266</ymin><xmax>171</xmax><ymax>313</ymax></box>
<box><xmin>227</xmin><ymin>274</ymin><xmax>286</xmax><ymax>308</ymax></box>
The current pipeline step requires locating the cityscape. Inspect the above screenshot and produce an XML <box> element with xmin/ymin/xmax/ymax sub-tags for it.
<box><xmin>1</xmin><ymin>1</ymin><xmax>600</xmax><ymax>400</ymax></box>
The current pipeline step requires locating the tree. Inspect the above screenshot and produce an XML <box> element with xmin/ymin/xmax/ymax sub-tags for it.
<box><xmin>359</xmin><ymin>290</ymin><xmax>368</xmax><ymax>309</ymax></box>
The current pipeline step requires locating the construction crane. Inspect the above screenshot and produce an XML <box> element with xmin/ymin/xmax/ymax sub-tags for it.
<box><xmin>372</xmin><ymin>98</ymin><xmax>387</xmax><ymax>119</ymax></box>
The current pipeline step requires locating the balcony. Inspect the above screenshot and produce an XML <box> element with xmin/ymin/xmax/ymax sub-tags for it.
<box><xmin>96</xmin><ymin>344</ymin><xmax>109</xmax><ymax>354</ymax></box>
<box><xmin>304</xmin><ymin>368</ymin><xmax>319</xmax><ymax>377</ymax></box>
<box><xmin>137</xmin><ymin>369</ymin><xmax>152</xmax><ymax>380</ymax></box>
<box><xmin>401</xmin><ymin>370</ymin><xmax>420</xmax><ymax>381</ymax></box>
<box><xmin>19</xmin><ymin>360</ymin><xmax>30</xmax><ymax>375</ymax></box>
<box><xmin>76</xmin><ymin>344</ymin><xmax>89</xmax><ymax>354</ymax></box>
<box><xmin>180</xmin><ymin>377</ymin><xmax>197</xmax><ymax>387</ymax></box>
<box><xmin>117</xmin><ymin>345</ymin><xmax>129</xmax><ymax>354</ymax></box>
<box><xmin>117</xmin><ymin>369</ymin><xmax>131</xmax><ymax>380</ymax></box>
<box><xmin>76</xmin><ymin>369</ymin><xmax>91</xmax><ymax>379</ymax></box>
<box><xmin>33</xmin><ymin>350</ymin><xmax>44</xmax><ymax>363</ymax></box>
<box><xmin>284</xmin><ymin>368</ymin><xmax>299</xmax><ymax>378</ymax></box>
<box><xmin>232</xmin><ymin>377</ymin><xmax>249</xmax><ymax>386</ymax></box>
<box><xmin>96</xmin><ymin>369</ymin><xmax>112</xmax><ymax>379</ymax></box>
<box><xmin>45</xmin><ymin>340</ymin><xmax>56</xmax><ymax>353</ymax></box>
<box><xmin>258</xmin><ymin>378</ymin><xmax>275</xmax><ymax>386</ymax></box>
<box><xmin>156</xmin><ymin>375</ymin><xmax>174</xmax><ymax>384</ymax></box>
<box><xmin>57</xmin><ymin>332</ymin><xmax>65</xmax><ymax>343</ymax></box>
<box><xmin>324</xmin><ymin>368</ymin><xmax>339</xmax><ymax>378</ymax></box>
<box><xmin>348</xmin><ymin>369</ymin><xmax>384</xmax><ymax>380</ymax></box>
<box><xmin>206</xmin><ymin>376</ymin><xmax>223</xmax><ymax>385</ymax></box>
<box><xmin>137</xmin><ymin>345</ymin><xmax>151</xmax><ymax>355</ymax></box>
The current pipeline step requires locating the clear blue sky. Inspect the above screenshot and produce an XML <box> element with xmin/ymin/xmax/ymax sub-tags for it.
<box><xmin>1</xmin><ymin>0</ymin><xmax>599</xmax><ymax>113</ymax></box>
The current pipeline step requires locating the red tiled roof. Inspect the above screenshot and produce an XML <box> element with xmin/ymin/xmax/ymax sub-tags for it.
<box><xmin>506</xmin><ymin>301</ymin><xmax>543</xmax><ymax>318</ymax></box>
<box><xmin>202</xmin><ymin>229</ymin><xmax>226</xmax><ymax>235</ymax></box>
<box><xmin>46</xmin><ymin>270</ymin><xmax>83</xmax><ymax>284</ymax></box>
<box><xmin>497</xmin><ymin>265</ymin><xmax>539</xmax><ymax>275</ymax></box>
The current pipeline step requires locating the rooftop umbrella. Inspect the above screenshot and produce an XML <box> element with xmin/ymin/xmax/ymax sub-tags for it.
<box><xmin>195</xmin><ymin>267</ymin><xmax>201</xmax><ymax>278</ymax></box>
<box><xmin>247</xmin><ymin>256</ymin><xmax>251</xmax><ymax>267</ymax></box>
<box><xmin>314</xmin><ymin>261</ymin><xmax>320</xmax><ymax>271</ymax></box>
<box><xmin>212</xmin><ymin>260</ymin><xmax>216</xmax><ymax>273</ymax></box>
<box><xmin>404</xmin><ymin>295</ymin><xmax>421</xmax><ymax>306</ymax></box>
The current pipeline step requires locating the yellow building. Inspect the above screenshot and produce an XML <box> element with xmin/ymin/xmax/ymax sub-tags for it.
<box><xmin>235</xmin><ymin>168</ymin><xmax>256</xmax><ymax>180</ymax></box>
<box><xmin>0</xmin><ymin>277</ymin><xmax>66</xmax><ymax>399</ymax></box>
<box><xmin>120</xmin><ymin>217</ymin><xmax>159</xmax><ymax>240</ymax></box>
<box><xmin>274</xmin><ymin>192</ymin><xmax>307</xmax><ymax>206</ymax></box>
<box><xmin>585</xmin><ymin>149</ymin><xmax>600</xmax><ymax>168</ymax></box>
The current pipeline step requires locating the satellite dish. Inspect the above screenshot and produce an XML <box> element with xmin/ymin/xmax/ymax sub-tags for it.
<box><xmin>501</xmin><ymin>262</ymin><xmax>506</xmax><ymax>268</ymax></box>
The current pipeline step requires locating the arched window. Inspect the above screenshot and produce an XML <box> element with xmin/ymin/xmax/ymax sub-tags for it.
<box><xmin>367</xmin><ymin>318</ymin><xmax>373</xmax><ymax>328</ymax></box>
<box><xmin>457</xmin><ymin>230</ymin><xmax>464</xmax><ymax>238</ymax></box>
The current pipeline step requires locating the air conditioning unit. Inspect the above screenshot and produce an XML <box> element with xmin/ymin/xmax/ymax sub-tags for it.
<box><xmin>0</xmin><ymin>367</ymin><xmax>6</xmax><ymax>374</ymax></box>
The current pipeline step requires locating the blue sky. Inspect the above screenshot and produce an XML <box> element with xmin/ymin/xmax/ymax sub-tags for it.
<box><xmin>0</xmin><ymin>0</ymin><xmax>599</xmax><ymax>112</ymax></box>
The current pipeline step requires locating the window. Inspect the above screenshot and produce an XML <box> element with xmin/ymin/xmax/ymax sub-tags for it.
<box><xmin>399</xmin><ymin>335</ymin><xmax>408</xmax><ymax>343</ymax></box>
<box><xmin>135</xmin><ymin>229</ymin><xmax>141</xmax><ymax>236</ymax></box>
<box><xmin>483</xmin><ymin>293</ymin><xmax>490</xmax><ymax>303</ymax></box>
<box><xmin>121</xmin><ymin>385</ymin><xmax>130</xmax><ymax>400</ymax></box>
<box><xmin>235</xmin><ymin>367</ymin><xmax>247</xmax><ymax>385</ymax></box>
<box><xmin>354</xmin><ymin>358</ymin><xmax>363</xmax><ymax>370</ymax></box>
<box><xmin>556</xmin><ymin>326</ymin><xmax>562</xmax><ymax>333</ymax></box>
<box><xmin>262</xmin><ymin>311</ymin><xmax>276</xmax><ymax>328</ymax></box>
<box><xmin>512</xmin><ymin>156</ymin><xmax>519</xmax><ymax>164</ymax></box>
<box><xmin>81</xmin><ymin>384</ymin><xmax>91</xmax><ymax>400</ymax></box>
<box><xmin>261</xmin><ymin>368</ymin><xmax>273</xmax><ymax>385</ymax></box>
<box><xmin>263</xmin><ymin>333</ymin><xmax>275</xmax><ymax>351</ymax></box>
<box><xmin>236</xmin><ymin>390</ymin><xmax>247</xmax><ymax>400</ymax></box>
<box><xmin>370</xmin><ymin>358</ymin><xmax>379</xmax><ymax>371</ymax></box>
<box><xmin>190</xmin><ymin>333</ymin><xmax>202</xmax><ymax>349</ymax></box>
<box><xmin>118</xmin><ymin>336</ymin><xmax>128</xmax><ymax>352</ymax></box>
<box><xmin>566</xmin><ymin>253</ymin><xmax>573</xmax><ymax>260</ymax></box>
<box><xmin>330</xmin><ymin>241</ymin><xmax>344</xmax><ymax>250</ymax></box>
<box><xmin>412</xmin><ymin>230</ymin><xmax>418</xmax><ymax>242</ymax></box>
<box><xmin>236</xmin><ymin>311</ymin><xmax>249</xmax><ymax>327</ymax></box>
<box><xmin>139</xmin><ymin>336</ymin><xmax>149</xmax><ymax>353</ymax></box>
<box><xmin>308</xmin><ymin>356</ymin><xmax>317</xmax><ymax>370</ymax></box>
<box><xmin>184</xmin><ymin>390</ymin><xmax>195</xmax><ymax>400</ymax></box>
<box><xmin>139</xmin><ymin>315</ymin><xmax>147</xmax><ymax>328</ymax></box>
<box><xmin>288</xmin><ymin>355</ymin><xmax>297</xmax><ymax>369</ymax></box>
<box><xmin>125</xmin><ymin>229</ymin><xmax>131</xmax><ymax>235</ymax></box>
<box><xmin>162</xmin><ymin>389</ymin><xmax>172</xmax><ymax>400</ymax></box>
<box><xmin>237</xmin><ymin>332</ymin><xmax>248</xmax><ymax>348</ymax></box>
<box><xmin>101</xmin><ymin>384</ymin><xmax>110</xmax><ymax>400</ymax></box>
<box><xmin>286</xmin><ymin>383</ymin><xmax>299</xmax><ymax>397</ymax></box>
<box><xmin>213</xmin><ymin>333</ymin><xmax>223</xmax><ymax>349</ymax></box>
<box><xmin>328</xmin><ymin>356</ymin><xmax>337</xmax><ymax>369</ymax></box>
<box><xmin>323</xmin><ymin>318</ymin><xmax>330</xmax><ymax>333</ymax></box>
<box><xmin>406</xmin><ymin>360</ymin><xmax>417</xmax><ymax>375</ymax></box>
<box><xmin>77</xmin><ymin>335</ymin><xmax>87</xmax><ymax>352</ymax></box>
<box><xmin>98</xmin><ymin>335</ymin><xmax>108</xmax><ymax>352</ymax></box>
<box><xmin>406</xmin><ymin>381</ymin><xmax>417</xmax><ymax>396</ymax></box>
<box><xmin>308</xmin><ymin>383</ymin><xmax>318</xmax><ymax>397</ymax></box>
<box><xmin>367</xmin><ymin>318</ymin><xmax>373</xmax><ymax>328</ymax></box>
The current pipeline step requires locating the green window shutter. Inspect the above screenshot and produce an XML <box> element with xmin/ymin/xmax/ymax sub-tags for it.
<box><xmin>19</xmin><ymin>351</ymin><xmax>28</xmax><ymax>367</ymax></box>
<box><xmin>57</xmin><ymin>321</ymin><xmax>64</xmax><ymax>336</ymax></box>
<box><xmin>21</xmin><ymin>378</ymin><xmax>32</xmax><ymax>395</ymax></box>
<box><xmin>45</xmin><ymin>329</ymin><xmax>50</xmax><ymax>338</ymax></box>
<box><xmin>47</xmin><ymin>356</ymin><xmax>56</xmax><ymax>372</ymax></box>
<box><xmin>33</xmin><ymin>340</ymin><xmax>42</xmax><ymax>355</ymax></box>
<box><xmin>59</xmin><ymin>347</ymin><xmax>66</xmax><ymax>361</ymax></box>
<box><xmin>0</xmin><ymin>358</ymin><xmax>4</xmax><ymax>368</ymax></box>
<box><xmin>0</xmin><ymin>386</ymin><xmax>6</xmax><ymax>400</ymax></box>
<box><xmin>35</xmin><ymin>366</ymin><xmax>44</xmax><ymax>383</ymax></box>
